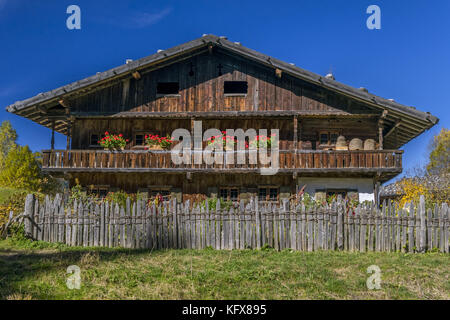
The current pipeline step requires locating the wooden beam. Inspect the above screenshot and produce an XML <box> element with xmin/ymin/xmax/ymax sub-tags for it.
<box><xmin>384</xmin><ymin>121</ymin><xmax>402</xmax><ymax>139</ymax></box>
<box><xmin>275</xmin><ymin>68</ymin><xmax>282</xmax><ymax>78</ymax></box>
<box><xmin>132</xmin><ymin>71</ymin><xmax>141</xmax><ymax>80</ymax></box>
<box><xmin>51</xmin><ymin>120</ymin><xmax>55</xmax><ymax>150</ymax></box>
<box><xmin>58</xmin><ymin>99</ymin><xmax>70</xmax><ymax>109</ymax></box>
<box><xmin>378</xmin><ymin>121</ymin><xmax>384</xmax><ymax>150</ymax></box>
<box><xmin>66</xmin><ymin>120</ymin><xmax>72</xmax><ymax>150</ymax></box>
<box><xmin>293</xmin><ymin>116</ymin><xmax>298</xmax><ymax>150</ymax></box>
<box><xmin>377</xmin><ymin>111</ymin><xmax>387</xmax><ymax>150</ymax></box>
<box><xmin>378</xmin><ymin>109</ymin><xmax>388</xmax><ymax>125</ymax></box>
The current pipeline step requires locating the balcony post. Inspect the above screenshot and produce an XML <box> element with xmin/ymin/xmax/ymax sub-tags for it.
<box><xmin>378</xmin><ymin>120</ymin><xmax>383</xmax><ymax>150</ymax></box>
<box><xmin>293</xmin><ymin>116</ymin><xmax>298</xmax><ymax>150</ymax></box>
<box><xmin>66</xmin><ymin>120</ymin><xmax>72</xmax><ymax>150</ymax></box>
<box><xmin>51</xmin><ymin>120</ymin><xmax>55</xmax><ymax>150</ymax></box>
<box><xmin>378</xmin><ymin>110</ymin><xmax>387</xmax><ymax>150</ymax></box>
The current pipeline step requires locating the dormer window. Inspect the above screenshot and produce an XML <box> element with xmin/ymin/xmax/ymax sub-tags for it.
<box><xmin>224</xmin><ymin>81</ymin><xmax>247</xmax><ymax>95</ymax></box>
<box><xmin>157</xmin><ymin>82</ymin><xmax>179</xmax><ymax>95</ymax></box>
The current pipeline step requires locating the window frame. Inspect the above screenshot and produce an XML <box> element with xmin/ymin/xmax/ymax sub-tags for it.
<box><xmin>258</xmin><ymin>186</ymin><xmax>279</xmax><ymax>203</ymax></box>
<box><xmin>148</xmin><ymin>186</ymin><xmax>172</xmax><ymax>201</ymax></box>
<box><xmin>89</xmin><ymin>132</ymin><xmax>106</xmax><ymax>148</ymax></box>
<box><xmin>132</xmin><ymin>130</ymin><xmax>149</xmax><ymax>148</ymax></box>
<box><xmin>316</xmin><ymin>189</ymin><xmax>358</xmax><ymax>201</ymax></box>
<box><xmin>219</xmin><ymin>187</ymin><xmax>240</xmax><ymax>202</ymax></box>
<box><xmin>156</xmin><ymin>82</ymin><xmax>180</xmax><ymax>97</ymax></box>
<box><xmin>318</xmin><ymin>130</ymin><xmax>340</xmax><ymax>147</ymax></box>
<box><xmin>223</xmin><ymin>80</ymin><xmax>248</xmax><ymax>96</ymax></box>
<box><xmin>88</xmin><ymin>185</ymin><xmax>109</xmax><ymax>198</ymax></box>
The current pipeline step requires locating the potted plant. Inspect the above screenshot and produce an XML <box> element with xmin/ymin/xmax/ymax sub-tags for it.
<box><xmin>99</xmin><ymin>132</ymin><xmax>128</xmax><ymax>151</ymax></box>
<box><xmin>145</xmin><ymin>134</ymin><xmax>174</xmax><ymax>150</ymax></box>
<box><xmin>249</xmin><ymin>133</ymin><xmax>276</xmax><ymax>149</ymax></box>
<box><xmin>206</xmin><ymin>131</ymin><xmax>243</xmax><ymax>150</ymax></box>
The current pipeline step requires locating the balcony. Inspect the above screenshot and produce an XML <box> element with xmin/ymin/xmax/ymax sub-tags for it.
<box><xmin>42</xmin><ymin>149</ymin><xmax>403</xmax><ymax>177</ymax></box>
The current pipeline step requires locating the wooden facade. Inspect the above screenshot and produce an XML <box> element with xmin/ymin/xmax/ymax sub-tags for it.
<box><xmin>7</xmin><ymin>35</ymin><xmax>438</xmax><ymax>202</ymax></box>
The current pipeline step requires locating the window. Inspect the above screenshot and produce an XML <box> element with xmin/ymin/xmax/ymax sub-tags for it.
<box><xmin>150</xmin><ymin>189</ymin><xmax>171</xmax><ymax>201</ymax></box>
<box><xmin>258</xmin><ymin>188</ymin><xmax>267</xmax><ymax>202</ymax></box>
<box><xmin>269</xmin><ymin>188</ymin><xmax>278</xmax><ymax>201</ymax></box>
<box><xmin>326</xmin><ymin>190</ymin><xmax>347</xmax><ymax>199</ymax></box>
<box><xmin>224</xmin><ymin>81</ymin><xmax>248</xmax><ymax>95</ymax></box>
<box><xmin>157</xmin><ymin>82</ymin><xmax>179</xmax><ymax>95</ymax></box>
<box><xmin>219</xmin><ymin>187</ymin><xmax>239</xmax><ymax>201</ymax></box>
<box><xmin>318</xmin><ymin>130</ymin><xmax>339</xmax><ymax>145</ymax></box>
<box><xmin>90</xmin><ymin>133</ymin><xmax>105</xmax><ymax>146</ymax></box>
<box><xmin>258</xmin><ymin>187</ymin><xmax>279</xmax><ymax>202</ymax></box>
<box><xmin>89</xmin><ymin>186</ymin><xmax>109</xmax><ymax>198</ymax></box>
<box><xmin>135</xmin><ymin>134</ymin><xmax>145</xmax><ymax>146</ymax></box>
<box><xmin>330</xmin><ymin>133</ymin><xmax>338</xmax><ymax>145</ymax></box>
<box><xmin>317</xmin><ymin>189</ymin><xmax>358</xmax><ymax>200</ymax></box>
<box><xmin>320</xmin><ymin>133</ymin><xmax>328</xmax><ymax>145</ymax></box>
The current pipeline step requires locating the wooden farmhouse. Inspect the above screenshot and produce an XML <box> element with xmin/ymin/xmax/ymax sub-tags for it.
<box><xmin>6</xmin><ymin>35</ymin><xmax>439</xmax><ymax>204</ymax></box>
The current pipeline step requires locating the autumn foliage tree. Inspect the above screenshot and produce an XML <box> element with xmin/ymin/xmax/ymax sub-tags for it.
<box><xmin>0</xmin><ymin>121</ymin><xmax>61</xmax><ymax>193</ymax></box>
<box><xmin>427</xmin><ymin>128</ymin><xmax>449</xmax><ymax>175</ymax></box>
<box><xmin>396</xmin><ymin>128</ymin><xmax>449</xmax><ymax>207</ymax></box>
<box><xmin>0</xmin><ymin>120</ymin><xmax>18</xmax><ymax>168</ymax></box>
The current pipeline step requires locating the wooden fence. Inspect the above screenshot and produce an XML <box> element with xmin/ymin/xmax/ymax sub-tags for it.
<box><xmin>22</xmin><ymin>194</ymin><xmax>449</xmax><ymax>253</ymax></box>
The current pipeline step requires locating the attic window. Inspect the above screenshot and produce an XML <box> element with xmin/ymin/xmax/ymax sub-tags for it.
<box><xmin>157</xmin><ymin>82</ymin><xmax>179</xmax><ymax>95</ymax></box>
<box><xmin>224</xmin><ymin>81</ymin><xmax>248</xmax><ymax>95</ymax></box>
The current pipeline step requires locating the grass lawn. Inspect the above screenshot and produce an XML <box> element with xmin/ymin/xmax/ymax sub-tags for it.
<box><xmin>0</xmin><ymin>238</ymin><xmax>448</xmax><ymax>300</ymax></box>
<box><xmin>0</xmin><ymin>187</ymin><xmax>24</xmax><ymax>204</ymax></box>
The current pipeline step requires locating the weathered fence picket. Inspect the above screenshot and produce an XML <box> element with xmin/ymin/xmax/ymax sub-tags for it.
<box><xmin>18</xmin><ymin>194</ymin><xmax>449</xmax><ymax>253</ymax></box>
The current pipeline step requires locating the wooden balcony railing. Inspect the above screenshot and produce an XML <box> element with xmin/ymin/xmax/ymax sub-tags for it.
<box><xmin>42</xmin><ymin>149</ymin><xmax>403</xmax><ymax>173</ymax></box>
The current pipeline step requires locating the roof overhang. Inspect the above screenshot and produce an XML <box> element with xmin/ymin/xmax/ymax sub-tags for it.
<box><xmin>6</xmin><ymin>34</ymin><xmax>439</xmax><ymax>146</ymax></box>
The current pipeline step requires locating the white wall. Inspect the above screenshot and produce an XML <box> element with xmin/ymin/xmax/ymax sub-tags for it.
<box><xmin>297</xmin><ymin>177</ymin><xmax>375</xmax><ymax>202</ymax></box>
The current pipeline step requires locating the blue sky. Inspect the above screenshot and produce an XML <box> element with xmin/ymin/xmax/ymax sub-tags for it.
<box><xmin>0</xmin><ymin>0</ymin><xmax>448</xmax><ymax>182</ymax></box>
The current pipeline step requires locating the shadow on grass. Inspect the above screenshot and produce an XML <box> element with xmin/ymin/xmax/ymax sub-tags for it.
<box><xmin>0</xmin><ymin>241</ymin><xmax>169</xmax><ymax>299</ymax></box>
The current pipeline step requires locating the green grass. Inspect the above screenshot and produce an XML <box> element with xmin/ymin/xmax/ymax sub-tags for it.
<box><xmin>0</xmin><ymin>187</ymin><xmax>25</xmax><ymax>204</ymax></box>
<box><xmin>0</xmin><ymin>237</ymin><xmax>449</xmax><ymax>300</ymax></box>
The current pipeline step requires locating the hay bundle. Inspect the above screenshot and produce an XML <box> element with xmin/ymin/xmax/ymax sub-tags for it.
<box><xmin>364</xmin><ymin>139</ymin><xmax>376</xmax><ymax>150</ymax></box>
<box><xmin>336</xmin><ymin>135</ymin><xmax>348</xmax><ymax>150</ymax></box>
<box><xmin>349</xmin><ymin>138</ymin><xmax>363</xmax><ymax>150</ymax></box>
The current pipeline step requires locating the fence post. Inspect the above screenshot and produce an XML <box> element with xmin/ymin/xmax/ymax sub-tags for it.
<box><xmin>337</xmin><ymin>200</ymin><xmax>343</xmax><ymax>250</ymax></box>
<box><xmin>419</xmin><ymin>195</ymin><xmax>426</xmax><ymax>253</ymax></box>
<box><xmin>24</xmin><ymin>194</ymin><xmax>35</xmax><ymax>238</ymax></box>
<box><xmin>255</xmin><ymin>198</ymin><xmax>261</xmax><ymax>249</ymax></box>
<box><xmin>443</xmin><ymin>203</ymin><xmax>449</xmax><ymax>253</ymax></box>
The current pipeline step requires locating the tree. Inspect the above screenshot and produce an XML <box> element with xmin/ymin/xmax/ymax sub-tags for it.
<box><xmin>0</xmin><ymin>120</ymin><xmax>18</xmax><ymax>167</ymax></box>
<box><xmin>427</xmin><ymin>128</ymin><xmax>449</xmax><ymax>175</ymax></box>
<box><xmin>0</xmin><ymin>145</ymin><xmax>42</xmax><ymax>190</ymax></box>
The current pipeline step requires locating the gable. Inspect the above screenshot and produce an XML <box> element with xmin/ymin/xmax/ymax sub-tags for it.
<box><xmin>66</xmin><ymin>49</ymin><xmax>377</xmax><ymax>116</ymax></box>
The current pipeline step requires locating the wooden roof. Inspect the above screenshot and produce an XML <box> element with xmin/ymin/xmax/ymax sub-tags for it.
<box><xmin>6</xmin><ymin>34</ymin><xmax>439</xmax><ymax>144</ymax></box>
